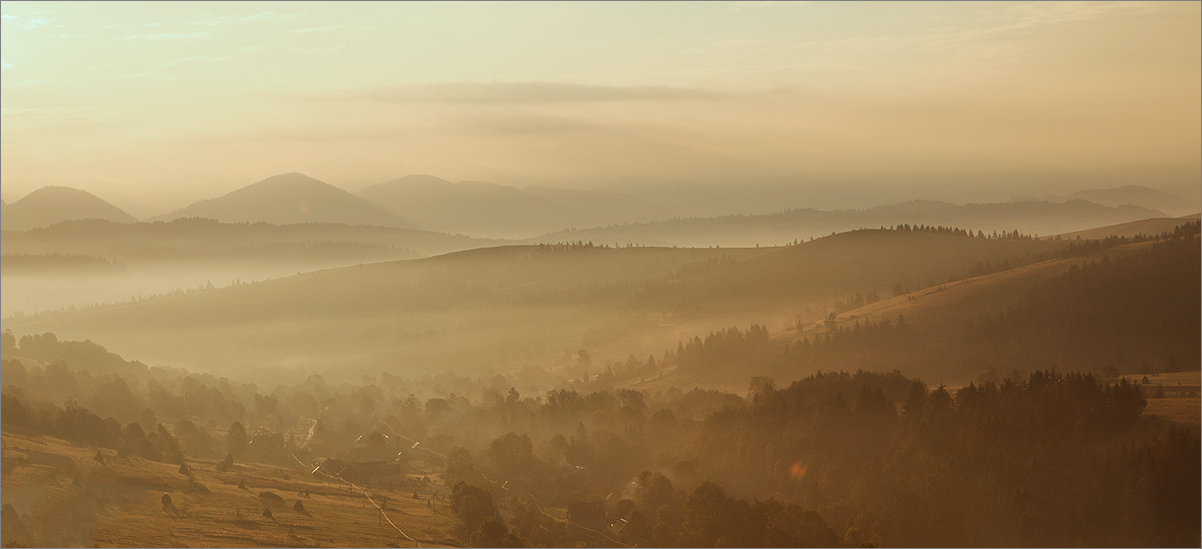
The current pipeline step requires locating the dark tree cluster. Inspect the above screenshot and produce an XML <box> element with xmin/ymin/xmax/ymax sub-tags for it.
<box><xmin>673</xmin><ymin>324</ymin><xmax>770</xmax><ymax>372</ymax></box>
<box><xmin>888</xmin><ymin>223</ymin><xmax>1033</xmax><ymax>240</ymax></box>
<box><xmin>686</xmin><ymin>370</ymin><xmax>1195</xmax><ymax>547</ymax></box>
<box><xmin>831</xmin><ymin>291</ymin><xmax>880</xmax><ymax>314</ymax></box>
<box><xmin>1</xmin><ymin>392</ymin><xmax>184</xmax><ymax>464</ymax></box>
<box><xmin>962</xmin><ymin>233</ymin><xmax>1201</xmax><ymax>373</ymax></box>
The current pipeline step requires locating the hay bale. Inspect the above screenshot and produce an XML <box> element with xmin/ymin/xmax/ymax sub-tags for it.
<box><xmin>259</xmin><ymin>491</ymin><xmax>285</xmax><ymax>506</ymax></box>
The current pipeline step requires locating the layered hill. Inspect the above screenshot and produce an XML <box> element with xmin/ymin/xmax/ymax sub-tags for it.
<box><xmin>531</xmin><ymin>199</ymin><xmax>1166</xmax><ymax>248</ymax></box>
<box><xmin>357</xmin><ymin>174</ymin><xmax>657</xmax><ymax>239</ymax></box>
<box><xmin>0</xmin><ymin>218</ymin><xmax>507</xmax><ymax>318</ymax></box>
<box><xmin>1049</xmin><ymin>185</ymin><xmax>1200</xmax><ymax>217</ymax></box>
<box><xmin>0</xmin><ymin>228</ymin><xmax>1077</xmax><ymax>383</ymax></box>
<box><xmin>642</xmin><ymin>228</ymin><xmax>1200</xmax><ymax>393</ymax></box>
<box><xmin>1</xmin><ymin>186</ymin><xmax>138</xmax><ymax>231</ymax></box>
<box><xmin>1</xmin><ymin>217</ymin><xmax>503</xmax><ymax>265</ymax></box>
<box><xmin>154</xmin><ymin>173</ymin><xmax>413</xmax><ymax>228</ymax></box>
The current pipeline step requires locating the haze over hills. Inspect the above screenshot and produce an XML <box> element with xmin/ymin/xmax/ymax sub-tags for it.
<box><xmin>357</xmin><ymin>174</ymin><xmax>658</xmax><ymax>239</ymax></box>
<box><xmin>532</xmin><ymin>199</ymin><xmax>1168</xmax><ymax>248</ymax></box>
<box><xmin>1037</xmin><ymin>185</ymin><xmax>1201</xmax><ymax>217</ymax></box>
<box><xmin>0</xmin><ymin>186</ymin><xmax>138</xmax><ymax>232</ymax></box>
<box><xmin>0</xmin><ymin>227</ymin><xmax>1077</xmax><ymax>385</ymax></box>
<box><xmin>152</xmin><ymin>173</ymin><xmax>414</xmax><ymax>228</ymax></box>
<box><xmin>1</xmin><ymin>217</ymin><xmax>506</xmax><ymax>264</ymax></box>
<box><xmin>0</xmin><ymin>218</ymin><xmax>508</xmax><ymax>317</ymax></box>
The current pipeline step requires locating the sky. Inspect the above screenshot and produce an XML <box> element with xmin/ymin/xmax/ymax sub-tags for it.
<box><xmin>1</xmin><ymin>1</ymin><xmax>1199</xmax><ymax>217</ymax></box>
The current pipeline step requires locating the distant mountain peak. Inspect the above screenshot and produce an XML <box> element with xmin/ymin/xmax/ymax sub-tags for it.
<box><xmin>1</xmin><ymin>185</ymin><xmax>137</xmax><ymax>231</ymax></box>
<box><xmin>153</xmin><ymin>173</ymin><xmax>415</xmax><ymax>228</ymax></box>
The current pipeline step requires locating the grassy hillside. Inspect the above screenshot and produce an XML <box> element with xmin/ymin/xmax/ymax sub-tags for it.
<box><xmin>0</xmin><ymin>430</ymin><xmax>463</xmax><ymax>548</ymax></box>
<box><xmin>1051</xmin><ymin>213</ymin><xmax>1200</xmax><ymax>240</ymax></box>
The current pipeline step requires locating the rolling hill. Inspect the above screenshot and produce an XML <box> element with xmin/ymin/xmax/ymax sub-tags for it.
<box><xmin>1050</xmin><ymin>213</ymin><xmax>1201</xmax><ymax>241</ymax></box>
<box><xmin>638</xmin><ymin>228</ymin><xmax>1200</xmax><ymax>393</ymax></box>
<box><xmin>1</xmin><ymin>186</ymin><xmax>138</xmax><ymax>232</ymax></box>
<box><xmin>153</xmin><ymin>173</ymin><xmax>413</xmax><ymax>228</ymax></box>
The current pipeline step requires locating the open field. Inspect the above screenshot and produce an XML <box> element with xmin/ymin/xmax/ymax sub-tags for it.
<box><xmin>1142</xmin><ymin>398</ymin><xmax>1201</xmax><ymax>428</ymax></box>
<box><xmin>1</xmin><ymin>430</ymin><xmax>463</xmax><ymax>548</ymax></box>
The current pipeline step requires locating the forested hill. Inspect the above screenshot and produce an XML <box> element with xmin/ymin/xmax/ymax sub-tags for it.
<box><xmin>643</xmin><ymin>224</ymin><xmax>1200</xmax><ymax>391</ymax></box>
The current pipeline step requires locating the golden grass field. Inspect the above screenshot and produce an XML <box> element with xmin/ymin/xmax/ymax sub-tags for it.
<box><xmin>1</xmin><ymin>431</ymin><xmax>465</xmax><ymax>548</ymax></box>
<box><xmin>1142</xmin><ymin>398</ymin><xmax>1201</xmax><ymax>428</ymax></box>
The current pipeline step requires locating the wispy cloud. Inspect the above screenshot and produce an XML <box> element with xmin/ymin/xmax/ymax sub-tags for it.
<box><xmin>306</xmin><ymin>81</ymin><xmax>733</xmax><ymax>105</ymax></box>
<box><xmin>1</xmin><ymin>58</ymin><xmax>12</xmax><ymax>70</ymax></box>
<box><xmin>290</xmin><ymin>25</ymin><xmax>344</xmax><ymax>33</ymax></box>
<box><xmin>6</xmin><ymin>16</ymin><xmax>51</xmax><ymax>29</ymax></box>
<box><xmin>117</xmin><ymin>31</ymin><xmax>213</xmax><ymax>41</ymax></box>
<box><xmin>23</xmin><ymin>17</ymin><xmax>49</xmax><ymax>29</ymax></box>
<box><xmin>452</xmin><ymin>112</ymin><xmax>602</xmax><ymax>136</ymax></box>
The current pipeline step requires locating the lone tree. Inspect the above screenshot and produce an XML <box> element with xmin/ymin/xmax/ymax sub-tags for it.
<box><xmin>227</xmin><ymin>422</ymin><xmax>249</xmax><ymax>460</ymax></box>
<box><xmin>451</xmin><ymin>482</ymin><xmax>497</xmax><ymax>531</ymax></box>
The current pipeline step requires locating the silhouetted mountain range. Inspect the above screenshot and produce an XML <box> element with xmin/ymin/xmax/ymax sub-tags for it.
<box><xmin>0</xmin><ymin>186</ymin><xmax>138</xmax><ymax>232</ymax></box>
<box><xmin>357</xmin><ymin>174</ymin><xmax>658</xmax><ymax>239</ymax></box>
<box><xmin>1018</xmin><ymin>185</ymin><xmax>1200</xmax><ymax>217</ymax></box>
<box><xmin>532</xmin><ymin>199</ymin><xmax>1169</xmax><ymax>248</ymax></box>
<box><xmin>4</xmin><ymin>175</ymin><xmax>1191</xmax><ymax>245</ymax></box>
<box><xmin>152</xmin><ymin>173</ymin><xmax>414</xmax><ymax>228</ymax></box>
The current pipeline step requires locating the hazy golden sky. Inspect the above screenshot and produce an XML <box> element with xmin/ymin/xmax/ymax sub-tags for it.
<box><xmin>2</xmin><ymin>1</ymin><xmax>1199</xmax><ymax>216</ymax></box>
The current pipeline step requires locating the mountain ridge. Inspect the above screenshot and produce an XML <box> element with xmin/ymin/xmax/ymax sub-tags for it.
<box><xmin>1</xmin><ymin>186</ymin><xmax>138</xmax><ymax>232</ymax></box>
<box><xmin>357</xmin><ymin>174</ymin><xmax>659</xmax><ymax>239</ymax></box>
<box><xmin>151</xmin><ymin>173</ymin><xmax>415</xmax><ymax>228</ymax></box>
